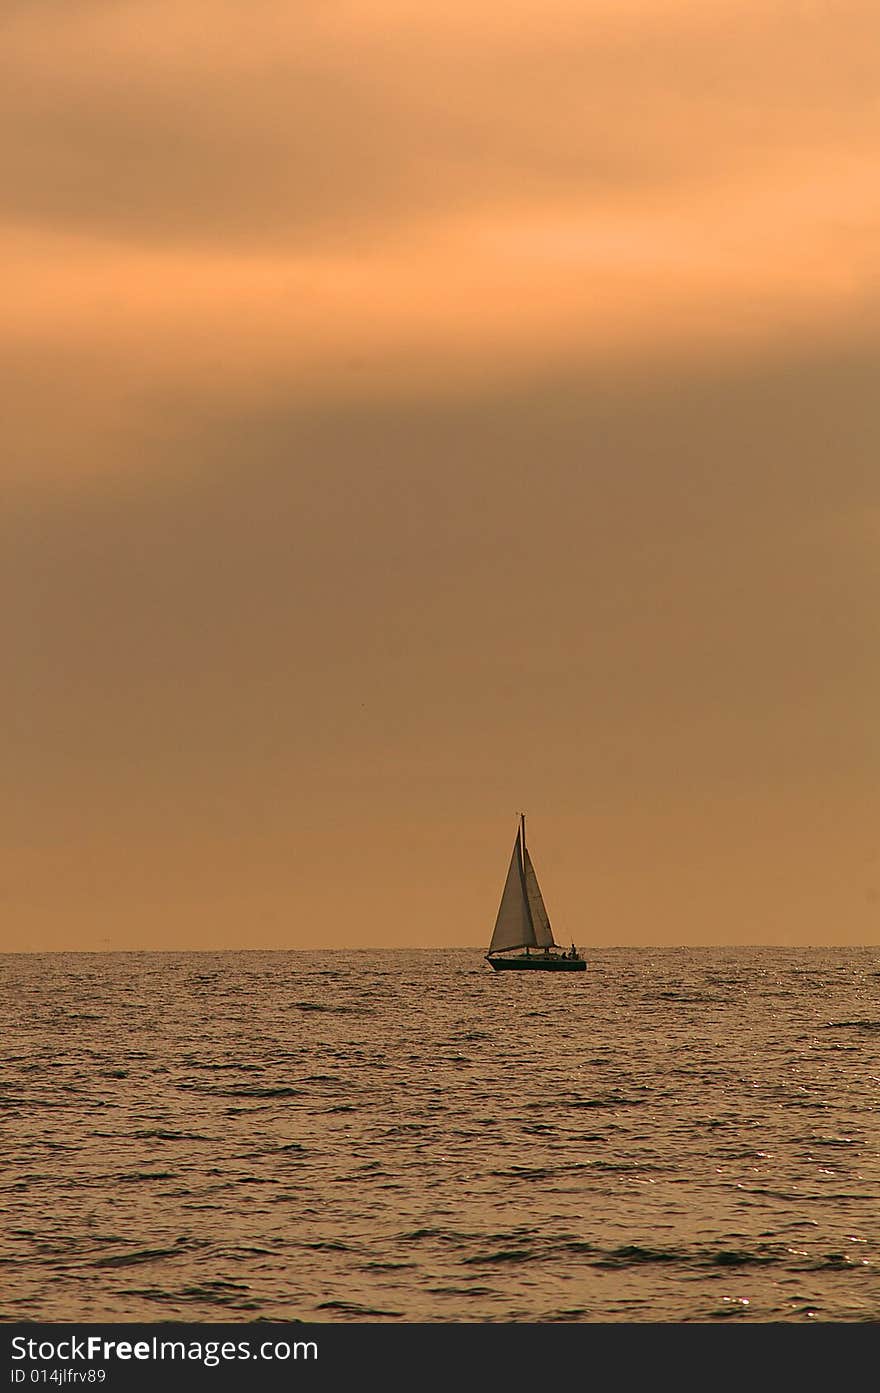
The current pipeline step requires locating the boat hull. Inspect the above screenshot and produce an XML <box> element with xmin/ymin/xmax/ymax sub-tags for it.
<box><xmin>487</xmin><ymin>955</ymin><xmax>586</xmax><ymax>971</ymax></box>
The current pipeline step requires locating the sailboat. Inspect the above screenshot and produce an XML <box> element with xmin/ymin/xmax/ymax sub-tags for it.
<box><xmin>486</xmin><ymin>815</ymin><xmax>586</xmax><ymax>971</ymax></box>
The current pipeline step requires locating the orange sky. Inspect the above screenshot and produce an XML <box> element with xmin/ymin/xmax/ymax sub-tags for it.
<box><xmin>3</xmin><ymin>0</ymin><xmax>878</xmax><ymax>949</ymax></box>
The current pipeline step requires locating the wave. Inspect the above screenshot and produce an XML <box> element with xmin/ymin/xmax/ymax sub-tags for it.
<box><xmin>93</xmin><ymin>1246</ymin><xmax>186</xmax><ymax>1268</ymax></box>
<box><xmin>316</xmin><ymin>1301</ymin><xmax>403</xmax><ymax>1317</ymax></box>
<box><xmin>116</xmin><ymin>1172</ymin><xmax>176</xmax><ymax>1183</ymax></box>
<box><xmin>821</xmin><ymin>1019</ymin><xmax>880</xmax><ymax>1032</ymax></box>
<box><xmin>176</xmin><ymin>1084</ymin><xmax>304</xmax><ymax>1098</ymax></box>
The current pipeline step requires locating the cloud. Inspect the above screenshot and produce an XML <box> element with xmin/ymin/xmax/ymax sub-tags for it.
<box><xmin>2</xmin><ymin>0</ymin><xmax>878</xmax><ymax>488</ymax></box>
<box><xmin>2</xmin><ymin>0</ymin><xmax>878</xmax><ymax>247</ymax></box>
<box><xmin>3</xmin><ymin>139</ymin><xmax>877</xmax><ymax>488</ymax></box>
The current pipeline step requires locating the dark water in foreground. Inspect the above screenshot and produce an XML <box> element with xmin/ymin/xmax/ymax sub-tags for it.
<box><xmin>1</xmin><ymin>948</ymin><xmax>878</xmax><ymax>1323</ymax></box>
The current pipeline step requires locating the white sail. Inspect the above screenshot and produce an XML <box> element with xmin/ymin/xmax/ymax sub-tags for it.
<box><xmin>524</xmin><ymin>849</ymin><xmax>555</xmax><ymax>948</ymax></box>
<box><xmin>487</xmin><ymin>834</ymin><xmax>536</xmax><ymax>953</ymax></box>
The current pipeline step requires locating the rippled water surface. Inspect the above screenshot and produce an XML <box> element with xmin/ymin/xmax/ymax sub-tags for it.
<box><xmin>2</xmin><ymin>948</ymin><xmax>878</xmax><ymax>1322</ymax></box>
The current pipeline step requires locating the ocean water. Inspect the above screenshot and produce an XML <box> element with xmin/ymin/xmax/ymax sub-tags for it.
<box><xmin>1</xmin><ymin>947</ymin><xmax>878</xmax><ymax>1323</ymax></box>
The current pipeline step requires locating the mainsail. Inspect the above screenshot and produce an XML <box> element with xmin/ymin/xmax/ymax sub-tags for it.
<box><xmin>524</xmin><ymin>849</ymin><xmax>555</xmax><ymax>948</ymax></box>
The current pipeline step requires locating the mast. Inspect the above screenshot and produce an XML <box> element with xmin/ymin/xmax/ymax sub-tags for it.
<box><xmin>520</xmin><ymin>814</ymin><xmax>526</xmax><ymax>953</ymax></box>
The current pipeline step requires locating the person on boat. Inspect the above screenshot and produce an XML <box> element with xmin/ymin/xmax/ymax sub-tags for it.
<box><xmin>569</xmin><ymin>944</ymin><xmax>577</xmax><ymax>959</ymax></box>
